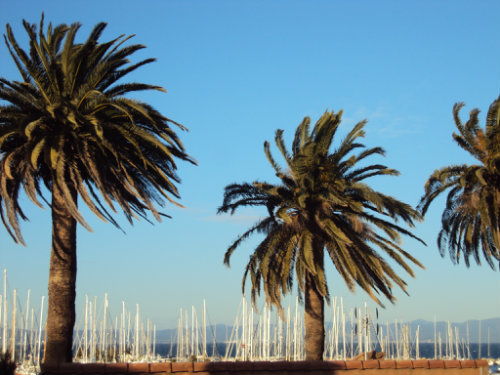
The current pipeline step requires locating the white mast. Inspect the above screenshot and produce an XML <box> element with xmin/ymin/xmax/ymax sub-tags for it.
<box><xmin>350</xmin><ymin>309</ymin><xmax>354</xmax><ymax>359</ymax></box>
<box><xmin>114</xmin><ymin>316</ymin><xmax>118</xmax><ymax>361</ymax></box>
<box><xmin>89</xmin><ymin>300</ymin><xmax>94</xmax><ymax>361</ymax></box>
<box><xmin>10</xmin><ymin>289</ymin><xmax>16</xmax><ymax>361</ymax></box>
<box><xmin>121</xmin><ymin>301</ymin><xmax>125</xmax><ymax>361</ymax></box>
<box><xmin>103</xmin><ymin>293</ymin><xmax>108</xmax><ymax>358</ymax></box>
<box><xmin>93</xmin><ymin>296</ymin><xmax>97</xmax><ymax>361</ymax></box>
<box><xmin>341</xmin><ymin>298</ymin><xmax>346</xmax><ymax>360</ymax></box>
<box><xmin>202</xmin><ymin>299</ymin><xmax>207</xmax><ymax>359</ymax></box>
<box><xmin>146</xmin><ymin>319</ymin><xmax>151</xmax><ymax>360</ymax></box>
<box><xmin>466</xmin><ymin>321</ymin><xmax>471</xmax><ymax>359</ymax></box>
<box><xmin>135</xmin><ymin>304</ymin><xmax>140</xmax><ymax>360</ymax></box>
<box><xmin>434</xmin><ymin>315</ymin><xmax>437</xmax><ymax>359</ymax></box>
<box><xmin>386</xmin><ymin>320</ymin><xmax>390</xmax><ymax>358</ymax></box>
<box><xmin>37</xmin><ymin>296</ymin><xmax>44</xmax><ymax>365</ymax></box>
<box><xmin>364</xmin><ymin>303</ymin><xmax>369</xmax><ymax>360</ymax></box>
<box><xmin>267</xmin><ymin>304</ymin><xmax>271</xmax><ymax>360</ymax></box>
<box><xmin>450</xmin><ymin>323</ymin><xmax>454</xmax><ymax>358</ymax></box>
<box><xmin>195</xmin><ymin>315</ymin><xmax>199</xmax><ymax>359</ymax></box>
<box><xmin>358</xmin><ymin>308</ymin><xmax>362</xmax><ymax>357</ymax></box>
<box><xmin>3</xmin><ymin>269</ymin><xmax>7</xmax><ymax>354</ymax></box>
<box><xmin>177</xmin><ymin>309</ymin><xmax>182</xmax><ymax>360</ymax></box>
<box><xmin>127</xmin><ymin>311</ymin><xmax>131</xmax><ymax>354</ymax></box>
<box><xmin>285</xmin><ymin>305</ymin><xmax>290</xmax><ymax>361</ymax></box>
<box><xmin>335</xmin><ymin>299</ymin><xmax>339</xmax><ymax>359</ymax></box>
<box><xmin>293</xmin><ymin>297</ymin><xmax>298</xmax><ymax>361</ymax></box>
<box><xmin>84</xmin><ymin>295</ymin><xmax>88</xmax><ymax>362</ymax></box>
<box><xmin>29</xmin><ymin>308</ymin><xmax>34</xmax><ymax>361</ymax></box>
<box><xmin>22</xmin><ymin>289</ymin><xmax>30</xmax><ymax>363</ymax></box>
<box><xmin>185</xmin><ymin>310</ymin><xmax>189</xmax><ymax>359</ymax></box>
<box><xmin>488</xmin><ymin>327</ymin><xmax>491</xmax><ymax>358</ymax></box>
<box><xmin>153</xmin><ymin>324</ymin><xmax>156</xmax><ymax>359</ymax></box>
<box><xmin>190</xmin><ymin>307</ymin><xmax>194</xmax><ymax>357</ymax></box>
<box><xmin>330</xmin><ymin>297</ymin><xmax>336</xmax><ymax>359</ymax></box>
<box><xmin>395</xmin><ymin>319</ymin><xmax>399</xmax><ymax>359</ymax></box>
<box><xmin>0</xmin><ymin>295</ymin><xmax>2</xmax><ymax>354</ymax></box>
<box><xmin>478</xmin><ymin>320</ymin><xmax>481</xmax><ymax>358</ymax></box>
<box><xmin>416</xmin><ymin>325</ymin><xmax>420</xmax><ymax>359</ymax></box>
<box><xmin>242</xmin><ymin>297</ymin><xmax>246</xmax><ymax>360</ymax></box>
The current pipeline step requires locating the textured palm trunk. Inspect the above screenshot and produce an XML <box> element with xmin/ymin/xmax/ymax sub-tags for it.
<box><xmin>304</xmin><ymin>271</ymin><xmax>325</xmax><ymax>360</ymax></box>
<box><xmin>43</xmin><ymin>183</ymin><xmax>77</xmax><ymax>363</ymax></box>
<box><xmin>304</xmin><ymin>243</ymin><xmax>325</xmax><ymax>361</ymax></box>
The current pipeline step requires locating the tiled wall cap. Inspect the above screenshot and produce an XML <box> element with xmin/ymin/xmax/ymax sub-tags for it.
<box><xmin>476</xmin><ymin>359</ymin><xmax>489</xmax><ymax>367</ymax></box>
<box><xmin>267</xmin><ymin>360</ymin><xmax>293</xmax><ymax>370</ymax></box>
<box><xmin>362</xmin><ymin>359</ymin><xmax>380</xmax><ymax>369</ymax></box>
<box><xmin>171</xmin><ymin>361</ymin><xmax>194</xmax><ymax>372</ymax></box>
<box><xmin>208</xmin><ymin>361</ymin><xmax>245</xmax><ymax>371</ymax></box>
<box><xmin>299</xmin><ymin>360</ymin><xmax>347</xmax><ymax>370</ymax></box>
<box><xmin>253</xmin><ymin>360</ymin><xmax>281</xmax><ymax>371</ymax></box>
<box><xmin>345</xmin><ymin>360</ymin><xmax>363</xmax><ymax>369</ymax></box>
<box><xmin>379</xmin><ymin>359</ymin><xmax>396</xmax><ymax>369</ymax></box>
<box><xmin>103</xmin><ymin>363</ymin><xmax>128</xmax><ymax>373</ymax></box>
<box><xmin>429</xmin><ymin>360</ymin><xmax>446</xmax><ymax>368</ymax></box>
<box><xmin>284</xmin><ymin>361</ymin><xmax>313</xmax><ymax>371</ymax></box>
<box><xmin>460</xmin><ymin>360</ymin><xmax>477</xmax><ymax>368</ymax></box>
<box><xmin>150</xmin><ymin>361</ymin><xmax>172</xmax><ymax>373</ymax></box>
<box><xmin>395</xmin><ymin>360</ymin><xmax>412</xmax><ymax>369</ymax></box>
<box><xmin>37</xmin><ymin>359</ymin><xmax>493</xmax><ymax>374</ymax></box>
<box><xmin>77</xmin><ymin>363</ymin><xmax>105</xmax><ymax>373</ymax></box>
<box><xmin>193</xmin><ymin>361</ymin><xmax>216</xmax><ymax>372</ymax></box>
<box><xmin>412</xmin><ymin>359</ymin><xmax>430</xmax><ymax>368</ymax></box>
<box><xmin>444</xmin><ymin>360</ymin><xmax>461</xmax><ymax>368</ymax></box>
<box><xmin>325</xmin><ymin>360</ymin><xmax>347</xmax><ymax>370</ymax></box>
<box><xmin>127</xmin><ymin>363</ymin><xmax>150</xmax><ymax>373</ymax></box>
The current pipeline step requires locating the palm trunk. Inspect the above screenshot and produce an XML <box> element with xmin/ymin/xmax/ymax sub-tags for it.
<box><xmin>304</xmin><ymin>243</ymin><xmax>325</xmax><ymax>361</ymax></box>
<box><xmin>43</xmin><ymin>182</ymin><xmax>77</xmax><ymax>363</ymax></box>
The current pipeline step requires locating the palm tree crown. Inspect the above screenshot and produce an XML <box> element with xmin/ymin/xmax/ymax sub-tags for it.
<box><xmin>219</xmin><ymin>110</ymin><xmax>424</xmax><ymax>310</ymax></box>
<box><xmin>0</xmin><ymin>15</ymin><xmax>194</xmax><ymax>243</ymax></box>
<box><xmin>418</xmin><ymin>97</ymin><xmax>500</xmax><ymax>268</ymax></box>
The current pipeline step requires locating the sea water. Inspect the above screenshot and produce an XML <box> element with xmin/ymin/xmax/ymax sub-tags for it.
<box><xmin>153</xmin><ymin>342</ymin><xmax>500</xmax><ymax>360</ymax></box>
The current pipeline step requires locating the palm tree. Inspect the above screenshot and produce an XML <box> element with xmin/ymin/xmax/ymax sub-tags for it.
<box><xmin>218</xmin><ymin>110</ymin><xmax>424</xmax><ymax>360</ymax></box>
<box><xmin>0</xmin><ymin>15</ymin><xmax>194</xmax><ymax>363</ymax></box>
<box><xmin>418</xmin><ymin>97</ymin><xmax>500</xmax><ymax>268</ymax></box>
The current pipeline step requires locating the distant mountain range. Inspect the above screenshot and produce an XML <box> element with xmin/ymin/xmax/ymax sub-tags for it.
<box><xmin>403</xmin><ymin>318</ymin><xmax>499</xmax><ymax>343</ymax></box>
<box><xmin>154</xmin><ymin>318</ymin><xmax>500</xmax><ymax>344</ymax></box>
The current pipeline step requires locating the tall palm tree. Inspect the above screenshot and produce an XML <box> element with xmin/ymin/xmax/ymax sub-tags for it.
<box><xmin>418</xmin><ymin>97</ymin><xmax>500</xmax><ymax>267</ymax></box>
<box><xmin>218</xmin><ymin>110</ymin><xmax>424</xmax><ymax>360</ymax></box>
<box><xmin>0</xmin><ymin>15</ymin><xmax>194</xmax><ymax>363</ymax></box>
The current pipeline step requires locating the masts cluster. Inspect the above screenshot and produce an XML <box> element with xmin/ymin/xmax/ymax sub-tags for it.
<box><xmin>0</xmin><ymin>269</ymin><xmax>496</xmax><ymax>368</ymax></box>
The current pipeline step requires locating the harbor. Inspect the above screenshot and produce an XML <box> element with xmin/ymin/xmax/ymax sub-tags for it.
<box><xmin>0</xmin><ymin>269</ymin><xmax>497</xmax><ymax>374</ymax></box>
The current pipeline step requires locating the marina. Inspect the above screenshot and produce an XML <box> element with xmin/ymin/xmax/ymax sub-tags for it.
<box><xmin>0</xmin><ymin>269</ymin><xmax>498</xmax><ymax>374</ymax></box>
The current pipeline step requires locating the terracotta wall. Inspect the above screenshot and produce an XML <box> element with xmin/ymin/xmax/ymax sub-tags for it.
<box><xmin>37</xmin><ymin>359</ymin><xmax>490</xmax><ymax>375</ymax></box>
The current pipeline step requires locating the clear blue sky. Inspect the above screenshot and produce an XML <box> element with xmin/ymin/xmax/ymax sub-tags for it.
<box><xmin>0</xmin><ymin>0</ymin><xmax>499</xmax><ymax>330</ymax></box>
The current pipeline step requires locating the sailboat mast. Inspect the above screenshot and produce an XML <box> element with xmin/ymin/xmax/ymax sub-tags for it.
<box><xmin>202</xmin><ymin>299</ymin><xmax>207</xmax><ymax>359</ymax></box>
<box><xmin>434</xmin><ymin>315</ymin><xmax>437</xmax><ymax>359</ymax></box>
<box><xmin>341</xmin><ymin>298</ymin><xmax>346</xmax><ymax>360</ymax></box>
<box><xmin>37</xmin><ymin>296</ymin><xmax>44</xmax><ymax>365</ymax></box>
<box><xmin>22</xmin><ymin>289</ymin><xmax>30</xmax><ymax>363</ymax></box>
<box><xmin>10</xmin><ymin>289</ymin><xmax>16</xmax><ymax>361</ymax></box>
<box><xmin>84</xmin><ymin>295</ymin><xmax>88</xmax><ymax>362</ymax></box>
<box><xmin>3</xmin><ymin>269</ymin><xmax>7</xmax><ymax>354</ymax></box>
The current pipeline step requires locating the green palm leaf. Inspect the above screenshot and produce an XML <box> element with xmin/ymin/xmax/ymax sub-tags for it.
<box><xmin>419</xmin><ymin>96</ymin><xmax>500</xmax><ymax>266</ymax></box>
